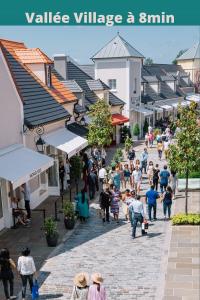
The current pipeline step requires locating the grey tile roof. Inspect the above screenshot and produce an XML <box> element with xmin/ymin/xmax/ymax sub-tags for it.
<box><xmin>74</xmin><ymin>104</ymin><xmax>87</xmax><ymax>114</ymax></box>
<box><xmin>160</xmin><ymin>82</ymin><xmax>179</xmax><ymax>99</ymax></box>
<box><xmin>92</xmin><ymin>34</ymin><xmax>144</xmax><ymax>59</ymax></box>
<box><xmin>80</xmin><ymin>64</ymin><xmax>95</xmax><ymax>78</ymax></box>
<box><xmin>67</xmin><ymin>61</ymin><xmax>124</xmax><ymax>107</ymax></box>
<box><xmin>86</xmin><ymin>79</ymin><xmax>106</xmax><ymax>91</ymax></box>
<box><xmin>3</xmin><ymin>49</ymin><xmax>70</xmax><ymax>128</ymax></box>
<box><xmin>160</xmin><ymin>75</ymin><xmax>175</xmax><ymax>82</ymax></box>
<box><xmin>62</xmin><ymin>80</ymin><xmax>83</xmax><ymax>93</ymax></box>
<box><xmin>142</xmin><ymin>76</ymin><xmax>158</xmax><ymax>83</ymax></box>
<box><xmin>143</xmin><ymin>85</ymin><xmax>164</xmax><ymax>103</ymax></box>
<box><xmin>144</xmin><ymin>65</ymin><xmax>167</xmax><ymax>77</ymax></box>
<box><xmin>177</xmin><ymin>42</ymin><xmax>200</xmax><ymax>60</ymax></box>
<box><xmin>67</xmin><ymin>122</ymin><xmax>88</xmax><ymax>137</ymax></box>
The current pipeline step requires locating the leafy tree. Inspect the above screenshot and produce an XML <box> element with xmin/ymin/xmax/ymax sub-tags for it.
<box><xmin>172</xmin><ymin>49</ymin><xmax>188</xmax><ymax>64</ymax></box>
<box><xmin>87</xmin><ymin>99</ymin><xmax>113</xmax><ymax>147</ymax></box>
<box><xmin>168</xmin><ymin>102</ymin><xmax>200</xmax><ymax>214</ymax></box>
<box><xmin>143</xmin><ymin>119</ymin><xmax>149</xmax><ymax>135</ymax></box>
<box><xmin>125</xmin><ymin>136</ymin><xmax>133</xmax><ymax>152</ymax></box>
<box><xmin>144</xmin><ymin>57</ymin><xmax>154</xmax><ymax>65</ymax></box>
<box><xmin>132</xmin><ymin>123</ymin><xmax>140</xmax><ymax>137</ymax></box>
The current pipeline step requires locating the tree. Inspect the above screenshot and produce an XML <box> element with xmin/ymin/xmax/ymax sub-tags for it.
<box><xmin>132</xmin><ymin>123</ymin><xmax>140</xmax><ymax>137</ymax></box>
<box><xmin>144</xmin><ymin>57</ymin><xmax>153</xmax><ymax>65</ymax></box>
<box><xmin>172</xmin><ymin>49</ymin><xmax>188</xmax><ymax>64</ymax></box>
<box><xmin>143</xmin><ymin>119</ymin><xmax>149</xmax><ymax>135</ymax></box>
<box><xmin>168</xmin><ymin>102</ymin><xmax>200</xmax><ymax>214</ymax></box>
<box><xmin>87</xmin><ymin>99</ymin><xmax>113</xmax><ymax>147</ymax></box>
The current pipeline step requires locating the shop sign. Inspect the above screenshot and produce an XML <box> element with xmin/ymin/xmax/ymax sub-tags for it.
<box><xmin>29</xmin><ymin>168</ymin><xmax>42</xmax><ymax>179</ymax></box>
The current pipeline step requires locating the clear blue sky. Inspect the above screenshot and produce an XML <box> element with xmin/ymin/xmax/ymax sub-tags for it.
<box><xmin>0</xmin><ymin>26</ymin><xmax>199</xmax><ymax>64</ymax></box>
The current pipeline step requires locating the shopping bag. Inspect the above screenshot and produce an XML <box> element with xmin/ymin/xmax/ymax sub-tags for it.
<box><xmin>142</xmin><ymin>220</ymin><xmax>149</xmax><ymax>230</ymax></box>
<box><xmin>32</xmin><ymin>279</ymin><xmax>39</xmax><ymax>299</ymax></box>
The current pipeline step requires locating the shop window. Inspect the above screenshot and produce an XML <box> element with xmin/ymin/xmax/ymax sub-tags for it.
<box><xmin>108</xmin><ymin>79</ymin><xmax>116</xmax><ymax>90</ymax></box>
<box><xmin>48</xmin><ymin>160</ymin><xmax>58</xmax><ymax>187</ymax></box>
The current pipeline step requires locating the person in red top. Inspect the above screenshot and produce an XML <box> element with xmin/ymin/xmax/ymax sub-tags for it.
<box><xmin>148</xmin><ymin>132</ymin><xmax>154</xmax><ymax>148</ymax></box>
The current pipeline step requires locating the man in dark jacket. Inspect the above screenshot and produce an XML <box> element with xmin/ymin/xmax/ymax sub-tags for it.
<box><xmin>87</xmin><ymin>169</ymin><xmax>99</xmax><ymax>200</ymax></box>
<box><xmin>99</xmin><ymin>186</ymin><xmax>112</xmax><ymax>223</ymax></box>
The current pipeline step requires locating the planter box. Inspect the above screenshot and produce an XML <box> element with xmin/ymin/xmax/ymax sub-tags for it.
<box><xmin>178</xmin><ymin>178</ymin><xmax>200</xmax><ymax>191</ymax></box>
<box><xmin>133</xmin><ymin>135</ymin><xmax>138</xmax><ymax>141</ymax></box>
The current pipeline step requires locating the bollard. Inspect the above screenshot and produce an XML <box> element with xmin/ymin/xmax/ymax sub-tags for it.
<box><xmin>54</xmin><ymin>199</ymin><xmax>60</xmax><ymax>221</ymax></box>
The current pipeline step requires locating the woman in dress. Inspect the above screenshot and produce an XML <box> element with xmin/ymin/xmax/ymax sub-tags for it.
<box><xmin>75</xmin><ymin>189</ymin><xmax>89</xmax><ymax>222</ymax></box>
<box><xmin>157</xmin><ymin>141</ymin><xmax>163</xmax><ymax>160</ymax></box>
<box><xmin>0</xmin><ymin>248</ymin><xmax>16</xmax><ymax>300</ymax></box>
<box><xmin>119</xmin><ymin>164</ymin><xmax>125</xmax><ymax>190</ymax></box>
<box><xmin>70</xmin><ymin>272</ymin><xmax>89</xmax><ymax>300</ymax></box>
<box><xmin>170</xmin><ymin>170</ymin><xmax>177</xmax><ymax>199</ymax></box>
<box><xmin>162</xmin><ymin>186</ymin><xmax>173</xmax><ymax>220</ymax></box>
<box><xmin>123</xmin><ymin>164</ymin><xmax>131</xmax><ymax>189</ymax></box>
<box><xmin>110</xmin><ymin>185</ymin><xmax>121</xmax><ymax>223</ymax></box>
<box><xmin>17</xmin><ymin>247</ymin><xmax>36</xmax><ymax>300</ymax></box>
<box><xmin>88</xmin><ymin>273</ymin><xmax>106</xmax><ymax>300</ymax></box>
<box><xmin>147</xmin><ymin>161</ymin><xmax>154</xmax><ymax>185</ymax></box>
<box><xmin>113</xmin><ymin>168</ymin><xmax>121</xmax><ymax>190</ymax></box>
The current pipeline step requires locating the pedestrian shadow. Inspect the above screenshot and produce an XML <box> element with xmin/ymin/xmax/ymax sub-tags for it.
<box><xmin>38</xmin><ymin>294</ymin><xmax>63</xmax><ymax>299</ymax></box>
<box><xmin>147</xmin><ymin>232</ymin><xmax>163</xmax><ymax>238</ymax></box>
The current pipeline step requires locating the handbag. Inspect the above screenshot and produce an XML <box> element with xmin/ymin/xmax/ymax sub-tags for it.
<box><xmin>142</xmin><ymin>220</ymin><xmax>149</xmax><ymax>230</ymax></box>
<box><xmin>32</xmin><ymin>279</ymin><xmax>39</xmax><ymax>299</ymax></box>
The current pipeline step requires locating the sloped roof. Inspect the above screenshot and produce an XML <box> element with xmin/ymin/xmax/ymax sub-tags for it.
<box><xmin>62</xmin><ymin>80</ymin><xmax>83</xmax><ymax>93</ymax></box>
<box><xmin>177</xmin><ymin>42</ymin><xmax>200</xmax><ymax>60</ymax></box>
<box><xmin>15</xmin><ymin>48</ymin><xmax>52</xmax><ymax>64</ymax></box>
<box><xmin>0</xmin><ymin>39</ymin><xmax>74</xmax><ymax>127</ymax></box>
<box><xmin>160</xmin><ymin>75</ymin><xmax>175</xmax><ymax>82</ymax></box>
<box><xmin>67</xmin><ymin>122</ymin><xmax>88</xmax><ymax>137</ymax></box>
<box><xmin>86</xmin><ymin>79</ymin><xmax>108</xmax><ymax>91</ymax></box>
<box><xmin>92</xmin><ymin>34</ymin><xmax>144</xmax><ymax>59</ymax></box>
<box><xmin>142</xmin><ymin>76</ymin><xmax>158</xmax><ymax>83</ymax></box>
<box><xmin>67</xmin><ymin>60</ymin><xmax>125</xmax><ymax>107</ymax></box>
<box><xmin>80</xmin><ymin>64</ymin><xmax>95</xmax><ymax>78</ymax></box>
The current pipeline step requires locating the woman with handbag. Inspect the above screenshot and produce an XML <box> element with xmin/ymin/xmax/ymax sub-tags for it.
<box><xmin>17</xmin><ymin>247</ymin><xmax>36</xmax><ymax>300</ymax></box>
<box><xmin>0</xmin><ymin>248</ymin><xmax>17</xmax><ymax>300</ymax></box>
<box><xmin>70</xmin><ymin>272</ymin><xmax>89</xmax><ymax>300</ymax></box>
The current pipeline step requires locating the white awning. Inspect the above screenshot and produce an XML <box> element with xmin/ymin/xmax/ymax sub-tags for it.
<box><xmin>0</xmin><ymin>144</ymin><xmax>54</xmax><ymax>189</ymax></box>
<box><xmin>186</xmin><ymin>94</ymin><xmax>200</xmax><ymax>103</ymax></box>
<box><xmin>132</xmin><ymin>106</ymin><xmax>153</xmax><ymax>116</ymax></box>
<box><xmin>158</xmin><ymin>104</ymin><xmax>173</xmax><ymax>111</ymax></box>
<box><xmin>43</xmin><ymin>128</ymin><xmax>88</xmax><ymax>158</ymax></box>
<box><xmin>152</xmin><ymin>106</ymin><xmax>163</xmax><ymax>113</ymax></box>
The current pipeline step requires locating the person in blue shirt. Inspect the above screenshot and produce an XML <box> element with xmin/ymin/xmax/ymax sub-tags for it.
<box><xmin>145</xmin><ymin>186</ymin><xmax>160</xmax><ymax>221</ymax></box>
<box><xmin>140</xmin><ymin>148</ymin><xmax>148</xmax><ymax>174</ymax></box>
<box><xmin>159</xmin><ymin>165</ymin><xmax>170</xmax><ymax>194</ymax></box>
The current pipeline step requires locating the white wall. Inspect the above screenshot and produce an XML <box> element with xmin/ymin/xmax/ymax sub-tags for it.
<box><xmin>0</xmin><ymin>49</ymin><xmax>23</xmax><ymax>149</ymax></box>
<box><xmin>166</xmin><ymin>81</ymin><xmax>175</xmax><ymax>91</ymax></box>
<box><xmin>26</xmin><ymin>63</ymin><xmax>46</xmax><ymax>84</ymax></box>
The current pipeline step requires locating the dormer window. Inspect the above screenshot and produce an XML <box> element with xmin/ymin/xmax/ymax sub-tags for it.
<box><xmin>108</xmin><ymin>79</ymin><xmax>116</xmax><ymax>91</ymax></box>
<box><xmin>45</xmin><ymin>64</ymin><xmax>52</xmax><ymax>88</ymax></box>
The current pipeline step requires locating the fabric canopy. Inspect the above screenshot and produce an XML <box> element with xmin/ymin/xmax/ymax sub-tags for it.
<box><xmin>158</xmin><ymin>104</ymin><xmax>173</xmax><ymax>111</ymax></box>
<box><xmin>186</xmin><ymin>94</ymin><xmax>200</xmax><ymax>103</ymax></box>
<box><xmin>43</xmin><ymin>127</ymin><xmax>88</xmax><ymax>158</ymax></box>
<box><xmin>132</xmin><ymin>106</ymin><xmax>153</xmax><ymax>116</ymax></box>
<box><xmin>0</xmin><ymin>144</ymin><xmax>54</xmax><ymax>189</ymax></box>
<box><xmin>112</xmin><ymin>114</ymin><xmax>129</xmax><ymax>125</ymax></box>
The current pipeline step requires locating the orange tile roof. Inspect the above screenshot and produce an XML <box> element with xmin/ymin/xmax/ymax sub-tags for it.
<box><xmin>15</xmin><ymin>48</ymin><xmax>52</xmax><ymax>64</ymax></box>
<box><xmin>0</xmin><ymin>38</ymin><xmax>77</xmax><ymax>104</ymax></box>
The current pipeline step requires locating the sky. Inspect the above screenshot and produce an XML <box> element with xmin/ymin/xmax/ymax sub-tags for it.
<box><xmin>0</xmin><ymin>26</ymin><xmax>199</xmax><ymax>64</ymax></box>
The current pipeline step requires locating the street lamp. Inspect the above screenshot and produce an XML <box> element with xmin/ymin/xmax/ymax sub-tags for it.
<box><xmin>36</xmin><ymin>136</ymin><xmax>45</xmax><ymax>153</ymax></box>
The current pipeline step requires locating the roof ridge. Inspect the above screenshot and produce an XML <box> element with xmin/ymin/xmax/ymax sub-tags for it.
<box><xmin>91</xmin><ymin>35</ymin><xmax>118</xmax><ymax>59</ymax></box>
<box><xmin>0</xmin><ymin>38</ymin><xmax>25</xmax><ymax>46</ymax></box>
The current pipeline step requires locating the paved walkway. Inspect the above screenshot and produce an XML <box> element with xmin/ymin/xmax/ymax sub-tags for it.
<box><xmin>163</xmin><ymin>191</ymin><xmax>200</xmax><ymax>300</ymax></box>
<box><xmin>34</xmin><ymin>144</ymin><xmax>171</xmax><ymax>300</ymax></box>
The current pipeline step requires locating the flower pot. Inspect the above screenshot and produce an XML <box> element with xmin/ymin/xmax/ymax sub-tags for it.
<box><xmin>133</xmin><ymin>135</ymin><xmax>138</xmax><ymax>141</ymax></box>
<box><xmin>64</xmin><ymin>217</ymin><xmax>75</xmax><ymax>230</ymax></box>
<box><xmin>46</xmin><ymin>233</ymin><xmax>59</xmax><ymax>247</ymax></box>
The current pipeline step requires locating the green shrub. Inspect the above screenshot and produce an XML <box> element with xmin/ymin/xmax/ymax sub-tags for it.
<box><xmin>63</xmin><ymin>201</ymin><xmax>75</xmax><ymax>219</ymax></box>
<box><xmin>132</xmin><ymin>123</ymin><xmax>140</xmax><ymax>136</ymax></box>
<box><xmin>178</xmin><ymin>171</ymin><xmax>200</xmax><ymax>179</ymax></box>
<box><xmin>172</xmin><ymin>213</ymin><xmax>200</xmax><ymax>225</ymax></box>
<box><xmin>44</xmin><ymin>217</ymin><xmax>58</xmax><ymax>235</ymax></box>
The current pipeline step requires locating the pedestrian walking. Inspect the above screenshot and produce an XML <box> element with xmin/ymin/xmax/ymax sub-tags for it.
<box><xmin>145</xmin><ymin>186</ymin><xmax>160</xmax><ymax>221</ymax></box>
<box><xmin>75</xmin><ymin>189</ymin><xmax>89</xmax><ymax>222</ymax></box>
<box><xmin>119</xmin><ymin>164</ymin><xmax>125</xmax><ymax>190</ymax></box>
<box><xmin>170</xmin><ymin>170</ymin><xmax>178</xmax><ymax>199</ymax></box>
<box><xmin>147</xmin><ymin>161</ymin><xmax>154</xmax><ymax>185</ymax></box>
<box><xmin>153</xmin><ymin>164</ymin><xmax>160</xmax><ymax>191</ymax></box>
<box><xmin>113</xmin><ymin>168</ymin><xmax>121</xmax><ymax>190</ymax></box>
<box><xmin>101</xmin><ymin>148</ymin><xmax>107</xmax><ymax>166</ymax></box>
<box><xmin>128</xmin><ymin>190</ymin><xmax>136</xmax><ymax>226</ymax></box>
<box><xmin>21</xmin><ymin>183</ymin><xmax>31</xmax><ymax>222</ymax></box>
<box><xmin>148</xmin><ymin>132</ymin><xmax>154</xmax><ymax>148</ymax></box>
<box><xmin>123</xmin><ymin>164</ymin><xmax>131</xmax><ymax>189</ymax></box>
<box><xmin>70</xmin><ymin>272</ymin><xmax>89</xmax><ymax>300</ymax></box>
<box><xmin>88</xmin><ymin>273</ymin><xmax>106</xmax><ymax>300</ymax></box>
<box><xmin>17</xmin><ymin>247</ymin><xmax>36</xmax><ymax>300</ymax></box>
<box><xmin>148</xmin><ymin>125</ymin><xmax>153</xmax><ymax>134</ymax></box>
<box><xmin>160</xmin><ymin>165</ymin><xmax>170</xmax><ymax>194</ymax></box>
<box><xmin>122</xmin><ymin>189</ymin><xmax>133</xmax><ymax>222</ymax></box>
<box><xmin>64</xmin><ymin>158</ymin><xmax>71</xmax><ymax>190</ymax></box>
<box><xmin>98</xmin><ymin>165</ymin><xmax>107</xmax><ymax>189</ymax></box>
<box><xmin>162</xmin><ymin>186</ymin><xmax>173</xmax><ymax>220</ymax></box>
<box><xmin>128</xmin><ymin>148</ymin><xmax>135</xmax><ymax>163</ymax></box>
<box><xmin>87</xmin><ymin>169</ymin><xmax>99</xmax><ymax>200</ymax></box>
<box><xmin>129</xmin><ymin>195</ymin><xmax>147</xmax><ymax>239</ymax></box>
<box><xmin>140</xmin><ymin>148</ymin><xmax>148</xmax><ymax>174</ymax></box>
<box><xmin>163</xmin><ymin>139</ymin><xmax>170</xmax><ymax>160</ymax></box>
<box><xmin>0</xmin><ymin>248</ymin><xmax>16</xmax><ymax>300</ymax></box>
<box><xmin>144</xmin><ymin>133</ymin><xmax>149</xmax><ymax>147</ymax></box>
<box><xmin>59</xmin><ymin>161</ymin><xmax>65</xmax><ymax>192</ymax></box>
<box><xmin>110</xmin><ymin>185</ymin><xmax>121</xmax><ymax>223</ymax></box>
<box><xmin>157</xmin><ymin>141</ymin><xmax>163</xmax><ymax>160</ymax></box>
<box><xmin>132</xmin><ymin>165</ymin><xmax>142</xmax><ymax>195</ymax></box>
<box><xmin>99</xmin><ymin>186</ymin><xmax>112</xmax><ymax>223</ymax></box>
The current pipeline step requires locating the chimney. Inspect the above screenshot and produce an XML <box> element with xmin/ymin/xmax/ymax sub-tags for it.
<box><xmin>53</xmin><ymin>54</ymin><xmax>68</xmax><ymax>80</ymax></box>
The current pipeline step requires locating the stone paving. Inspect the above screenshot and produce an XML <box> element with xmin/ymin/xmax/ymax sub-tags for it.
<box><xmin>34</xmin><ymin>144</ymin><xmax>172</xmax><ymax>300</ymax></box>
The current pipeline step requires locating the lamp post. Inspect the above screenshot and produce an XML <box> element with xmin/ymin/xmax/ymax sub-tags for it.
<box><xmin>35</xmin><ymin>126</ymin><xmax>45</xmax><ymax>153</ymax></box>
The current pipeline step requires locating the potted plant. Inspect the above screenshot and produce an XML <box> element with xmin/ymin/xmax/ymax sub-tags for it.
<box><xmin>43</xmin><ymin>217</ymin><xmax>59</xmax><ymax>247</ymax></box>
<box><xmin>125</xmin><ymin>136</ymin><xmax>133</xmax><ymax>153</ymax></box>
<box><xmin>132</xmin><ymin>123</ymin><xmax>140</xmax><ymax>140</ymax></box>
<box><xmin>63</xmin><ymin>201</ymin><xmax>75</xmax><ymax>229</ymax></box>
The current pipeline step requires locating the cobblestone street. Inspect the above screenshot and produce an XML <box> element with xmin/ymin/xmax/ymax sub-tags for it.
<box><xmin>36</xmin><ymin>145</ymin><xmax>171</xmax><ymax>300</ymax></box>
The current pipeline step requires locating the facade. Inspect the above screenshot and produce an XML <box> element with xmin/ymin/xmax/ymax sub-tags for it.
<box><xmin>53</xmin><ymin>55</ymin><xmax>128</xmax><ymax>144</ymax></box>
<box><xmin>177</xmin><ymin>42</ymin><xmax>200</xmax><ymax>91</ymax></box>
<box><xmin>0</xmin><ymin>39</ymin><xmax>88</xmax><ymax>230</ymax></box>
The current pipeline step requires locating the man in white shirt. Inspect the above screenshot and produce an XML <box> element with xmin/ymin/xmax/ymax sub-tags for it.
<box><xmin>98</xmin><ymin>166</ymin><xmax>107</xmax><ymax>189</ymax></box>
<box><xmin>129</xmin><ymin>195</ymin><xmax>146</xmax><ymax>239</ymax></box>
